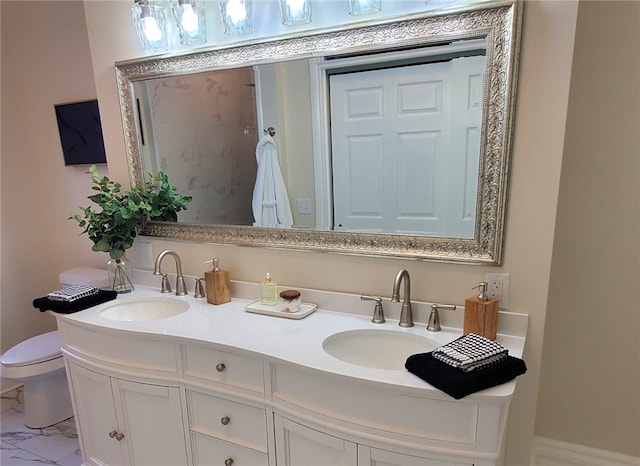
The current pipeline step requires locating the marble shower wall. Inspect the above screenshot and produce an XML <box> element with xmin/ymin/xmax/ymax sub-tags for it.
<box><xmin>143</xmin><ymin>67</ymin><xmax>258</xmax><ymax>224</ymax></box>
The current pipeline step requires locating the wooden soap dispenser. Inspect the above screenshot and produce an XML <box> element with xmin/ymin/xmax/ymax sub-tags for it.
<box><xmin>204</xmin><ymin>258</ymin><xmax>231</xmax><ymax>305</ymax></box>
<box><xmin>463</xmin><ymin>281</ymin><xmax>500</xmax><ymax>340</ymax></box>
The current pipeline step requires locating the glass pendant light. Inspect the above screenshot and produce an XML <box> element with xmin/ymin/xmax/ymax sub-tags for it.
<box><xmin>348</xmin><ymin>0</ymin><xmax>381</xmax><ymax>15</ymax></box>
<box><xmin>132</xmin><ymin>0</ymin><xmax>169</xmax><ymax>53</ymax></box>
<box><xmin>171</xmin><ymin>0</ymin><xmax>207</xmax><ymax>45</ymax></box>
<box><xmin>279</xmin><ymin>0</ymin><xmax>312</xmax><ymax>26</ymax></box>
<box><xmin>219</xmin><ymin>0</ymin><xmax>253</xmax><ymax>35</ymax></box>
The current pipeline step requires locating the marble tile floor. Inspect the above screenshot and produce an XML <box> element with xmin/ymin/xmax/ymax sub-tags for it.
<box><xmin>1</xmin><ymin>402</ymin><xmax>82</xmax><ymax>466</ymax></box>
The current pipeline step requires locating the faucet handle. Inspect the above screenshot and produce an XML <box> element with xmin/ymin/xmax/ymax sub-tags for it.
<box><xmin>427</xmin><ymin>304</ymin><xmax>457</xmax><ymax>332</ymax></box>
<box><xmin>160</xmin><ymin>273</ymin><xmax>172</xmax><ymax>294</ymax></box>
<box><xmin>194</xmin><ymin>277</ymin><xmax>206</xmax><ymax>299</ymax></box>
<box><xmin>360</xmin><ymin>296</ymin><xmax>385</xmax><ymax>324</ymax></box>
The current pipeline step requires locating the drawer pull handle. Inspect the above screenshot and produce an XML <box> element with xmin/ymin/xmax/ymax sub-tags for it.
<box><xmin>220</xmin><ymin>416</ymin><xmax>230</xmax><ymax>426</ymax></box>
<box><xmin>115</xmin><ymin>432</ymin><xmax>125</xmax><ymax>441</ymax></box>
<box><xmin>108</xmin><ymin>430</ymin><xmax>117</xmax><ymax>438</ymax></box>
<box><xmin>216</xmin><ymin>363</ymin><xmax>226</xmax><ymax>372</ymax></box>
<box><xmin>224</xmin><ymin>458</ymin><xmax>234</xmax><ymax>466</ymax></box>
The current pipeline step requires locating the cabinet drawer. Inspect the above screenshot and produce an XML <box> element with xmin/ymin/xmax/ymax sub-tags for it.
<box><xmin>59</xmin><ymin>321</ymin><xmax>178</xmax><ymax>374</ymax></box>
<box><xmin>191</xmin><ymin>432</ymin><xmax>269</xmax><ymax>466</ymax></box>
<box><xmin>187</xmin><ymin>390</ymin><xmax>268</xmax><ymax>453</ymax></box>
<box><xmin>182</xmin><ymin>345</ymin><xmax>264</xmax><ymax>394</ymax></box>
<box><xmin>273</xmin><ymin>365</ymin><xmax>478</xmax><ymax>447</ymax></box>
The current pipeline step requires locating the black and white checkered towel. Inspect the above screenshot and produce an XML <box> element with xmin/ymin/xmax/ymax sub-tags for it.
<box><xmin>47</xmin><ymin>285</ymin><xmax>99</xmax><ymax>302</ymax></box>
<box><xmin>432</xmin><ymin>333</ymin><xmax>508</xmax><ymax>372</ymax></box>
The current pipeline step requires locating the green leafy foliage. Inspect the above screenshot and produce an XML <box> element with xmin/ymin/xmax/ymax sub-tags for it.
<box><xmin>70</xmin><ymin>166</ymin><xmax>192</xmax><ymax>259</ymax></box>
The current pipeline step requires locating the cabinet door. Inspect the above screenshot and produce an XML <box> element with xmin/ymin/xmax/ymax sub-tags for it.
<box><xmin>274</xmin><ymin>414</ymin><xmax>357</xmax><ymax>466</ymax></box>
<box><xmin>359</xmin><ymin>445</ymin><xmax>473</xmax><ymax>466</ymax></box>
<box><xmin>67</xmin><ymin>362</ymin><xmax>125</xmax><ymax>466</ymax></box>
<box><xmin>113</xmin><ymin>378</ymin><xmax>188</xmax><ymax>466</ymax></box>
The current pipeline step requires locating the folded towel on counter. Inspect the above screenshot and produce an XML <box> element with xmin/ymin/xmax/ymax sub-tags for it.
<box><xmin>432</xmin><ymin>333</ymin><xmax>508</xmax><ymax>372</ymax></box>
<box><xmin>405</xmin><ymin>352</ymin><xmax>527</xmax><ymax>399</ymax></box>
<box><xmin>47</xmin><ymin>284</ymin><xmax>99</xmax><ymax>302</ymax></box>
<box><xmin>33</xmin><ymin>290</ymin><xmax>117</xmax><ymax>314</ymax></box>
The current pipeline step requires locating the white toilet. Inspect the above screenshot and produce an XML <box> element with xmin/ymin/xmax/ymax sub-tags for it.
<box><xmin>0</xmin><ymin>331</ymin><xmax>72</xmax><ymax>428</ymax></box>
<box><xmin>0</xmin><ymin>267</ymin><xmax>110</xmax><ymax>428</ymax></box>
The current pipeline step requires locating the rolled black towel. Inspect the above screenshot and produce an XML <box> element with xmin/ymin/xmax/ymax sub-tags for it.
<box><xmin>405</xmin><ymin>352</ymin><xmax>527</xmax><ymax>399</ymax></box>
<box><xmin>33</xmin><ymin>290</ymin><xmax>118</xmax><ymax>314</ymax></box>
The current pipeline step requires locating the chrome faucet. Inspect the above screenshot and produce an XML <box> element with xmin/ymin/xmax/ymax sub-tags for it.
<box><xmin>153</xmin><ymin>249</ymin><xmax>188</xmax><ymax>296</ymax></box>
<box><xmin>391</xmin><ymin>269</ymin><xmax>413</xmax><ymax>327</ymax></box>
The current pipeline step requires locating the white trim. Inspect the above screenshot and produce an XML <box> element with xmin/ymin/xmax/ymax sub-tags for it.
<box><xmin>532</xmin><ymin>436</ymin><xmax>640</xmax><ymax>466</ymax></box>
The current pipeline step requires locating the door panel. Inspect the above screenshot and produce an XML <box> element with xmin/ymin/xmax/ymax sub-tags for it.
<box><xmin>330</xmin><ymin>57</ymin><xmax>483</xmax><ymax>237</ymax></box>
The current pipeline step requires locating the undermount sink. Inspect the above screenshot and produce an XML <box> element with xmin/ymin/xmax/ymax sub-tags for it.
<box><xmin>99</xmin><ymin>297</ymin><xmax>190</xmax><ymax>322</ymax></box>
<box><xmin>322</xmin><ymin>329</ymin><xmax>438</xmax><ymax>370</ymax></box>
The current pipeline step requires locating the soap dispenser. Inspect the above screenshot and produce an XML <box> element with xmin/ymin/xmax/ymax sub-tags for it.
<box><xmin>261</xmin><ymin>273</ymin><xmax>278</xmax><ymax>305</ymax></box>
<box><xmin>463</xmin><ymin>281</ymin><xmax>500</xmax><ymax>340</ymax></box>
<box><xmin>203</xmin><ymin>258</ymin><xmax>231</xmax><ymax>305</ymax></box>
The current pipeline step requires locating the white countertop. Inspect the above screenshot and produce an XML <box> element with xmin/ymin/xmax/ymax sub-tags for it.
<box><xmin>56</xmin><ymin>280</ymin><xmax>528</xmax><ymax>400</ymax></box>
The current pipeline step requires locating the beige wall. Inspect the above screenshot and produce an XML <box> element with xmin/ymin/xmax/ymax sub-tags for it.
<box><xmin>82</xmin><ymin>2</ymin><xmax>578</xmax><ymax>464</ymax></box>
<box><xmin>2</xmin><ymin>0</ymin><xmax>637</xmax><ymax>463</ymax></box>
<box><xmin>0</xmin><ymin>1</ymin><xmax>105</xmax><ymax>357</ymax></box>
<box><xmin>536</xmin><ymin>1</ymin><xmax>640</xmax><ymax>457</ymax></box>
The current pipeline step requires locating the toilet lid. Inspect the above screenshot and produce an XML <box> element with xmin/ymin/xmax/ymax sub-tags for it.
<box><xmin>1</xmin><ymin>330</ymin><xmax>62</xmax><ymax>367</ymax></box>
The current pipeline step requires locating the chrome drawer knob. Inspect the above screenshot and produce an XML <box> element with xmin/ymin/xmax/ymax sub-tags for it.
<box><xmin>216</xmin><ymin>363</ymin><xmax>226</xmax><ymax>372</ymax></box>
<box><xmin>115</xmin><ymin>432</ymin><xmax>125</xmax><ymax>441</ymax></box>
<box><xmin>108</xmin><ymin>430</ymin><xmax>117</xmax><ymax>438</ymax></box>
<box><xmin>225</xmin><ymin>458</ymin><xmax>234</xmax><ymax>466</ymax></box>
<box><xmin>220</xmin><ymin>416</ymin><xmax>230</xmax><ymax>426</ymax></box>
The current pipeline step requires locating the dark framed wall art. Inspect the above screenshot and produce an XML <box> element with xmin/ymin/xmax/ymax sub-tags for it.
<box><xmin>54</xmin><ymin>99</ymin><xmax>107</xmax><ymax>165</ymax></box>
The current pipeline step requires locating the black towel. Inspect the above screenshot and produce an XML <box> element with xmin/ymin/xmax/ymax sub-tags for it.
<box><xmin>33</xmin><ymin>290</ymin><xmax>118</xmax><ymax>314</ymax></box>
<box><xmin>405</xmin><ymin>352</ymin><xmax>527</xmax><ymax>399</ymax></box>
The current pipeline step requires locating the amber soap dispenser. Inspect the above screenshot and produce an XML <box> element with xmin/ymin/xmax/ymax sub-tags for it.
<box><xmin>204</xmin><ymin>258</ymin><xmax>231</xmax><ymax>305</ymax></box>
<box><xmin>463</xmin><ymin>282</ymin><xmax>500</xmax><ymax>340</ymax></box>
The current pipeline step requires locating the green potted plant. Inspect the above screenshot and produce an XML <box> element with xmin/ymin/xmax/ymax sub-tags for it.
<box><xmin>70</xmin><ymin>165</ymin><xmax>191</xmax><ymax>293</ymax></box>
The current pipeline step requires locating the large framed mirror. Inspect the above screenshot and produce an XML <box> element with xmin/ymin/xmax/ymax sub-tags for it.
<box><xmin>116</xmin><ymin>0</ymin><xmax>522</xmax><ymax>264</ymax></box>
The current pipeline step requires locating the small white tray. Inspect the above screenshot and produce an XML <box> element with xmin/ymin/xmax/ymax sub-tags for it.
<box><xmin>245</xmin><ymin>299</ymin><xmax>317</xmax><ymax>320</ymax></box>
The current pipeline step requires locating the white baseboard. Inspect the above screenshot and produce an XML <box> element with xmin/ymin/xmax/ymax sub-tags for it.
<box><xmin>532</xmin><ymin>436</ymin><xmax>640</xmax><ymax>466</ymax></box>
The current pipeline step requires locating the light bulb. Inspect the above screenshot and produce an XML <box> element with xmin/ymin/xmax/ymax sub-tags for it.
<box><xmin>142</xmin><ymin>15</ymin><xmax>162</xmax><ymax>42</ymax></box>
<box><xmin>226</xmin><ymin>0</ymin><xmax>247</xmax><ymax>24</ymax></box>
<box><xmin>179</xmin><ymin>4</ymin><xmax>199</xmax><ymax>34</ymax></box>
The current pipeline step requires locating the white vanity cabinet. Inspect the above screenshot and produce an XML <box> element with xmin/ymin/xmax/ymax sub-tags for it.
<box><xmin>181</xmin><ymin>344</ymin><xmax>272</xmax><ymax>466</ymax></box>
<box><xmin>271</xmin><ymin>363</ymin><xmax>491</xmax><ymax>466</ymax></box>
<box><xmin>274</xmin><ymin>415</ymin><xmax>358</xmax><ymax>465</ymax></box>
<box><xmin>56</xmin><ymin>291</ymin><xmax>524</xmax><ymax>466</ymax></box>
<box><xmin>66</xmin><ymin>362</ymin><xmax>187</xmax><ymax>466</ymax></box>
<box><xmin>60</xmin><ymin>322</ymin><xmax>189</xmax><ymax>466</ymax></box>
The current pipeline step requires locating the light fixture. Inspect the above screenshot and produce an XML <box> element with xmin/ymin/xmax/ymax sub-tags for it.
<box><xmin>132</xmin><ymin>0</ymin><xmax>169</xmax><ymax>53</ymax></box>
<box><xmin>348</xmin><ymin>0</ymin><xmax>381</xmax><ymax>15</ymax></box>
<box><xmin>171</xmin><ymin>0</ymin><xmax>207</xmax><ymax>45</ymax></box>
<box><xmin>279</xmin><ymin>0</ymin><xmax>312</xmax><ymax>26</ymax></box>
<box><xmin>219</xmin><ymin>0</ymin><xmax>253</xmax><ymax>35</ymax></box>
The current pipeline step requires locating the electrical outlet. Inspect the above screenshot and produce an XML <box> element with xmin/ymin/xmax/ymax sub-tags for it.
<box><xmin>297</xmin><ymin>198</ymin><xmax>312</xmax><ymax>214</ymax></box>
<box><xmin>485</xmin><ymin>272</ymin><xmax>510</xmax><ymax>309</ymax></box>
<box><xmin>138</xmin><ymin>241</ymin><xmax>154</xmax><ymax>269</ymax></box>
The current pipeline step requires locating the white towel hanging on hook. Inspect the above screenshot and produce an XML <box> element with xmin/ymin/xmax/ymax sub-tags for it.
<box><xmin>252</xmin><ymin>133</ymin><xmax>293</xmax><ymax>228</ymax></box>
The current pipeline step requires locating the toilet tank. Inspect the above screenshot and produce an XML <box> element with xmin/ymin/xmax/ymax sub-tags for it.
<box><xmin>59</xmin><ymin>267</ymin><xmax>110</xmax><ymax>288</ymax></box>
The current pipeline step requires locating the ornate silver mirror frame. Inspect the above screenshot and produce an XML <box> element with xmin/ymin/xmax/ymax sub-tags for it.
<box><xmin>116</xmin><ymin>0</ymin><xmax>522</xmax><ymax>265</ymax></box>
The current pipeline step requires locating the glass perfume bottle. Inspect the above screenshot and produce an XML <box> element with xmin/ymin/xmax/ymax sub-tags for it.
<box><xmin>261</xmin><ymin>273</ymin><xmax>278</xmax><ymax>305</ymax></box>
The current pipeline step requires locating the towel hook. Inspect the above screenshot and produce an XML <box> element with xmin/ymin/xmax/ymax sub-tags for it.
<box><xmin>263</xmin><ymin>127</ymin><xmax>276</xmax><ymax>137</ymax></box>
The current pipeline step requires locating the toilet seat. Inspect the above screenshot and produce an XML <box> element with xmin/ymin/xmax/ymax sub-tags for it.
<box><xmin>0</xmin><ymin>331</ymin><xmax>64</xmax><ymax>381</ymax></box>
<box><xmin>1</xmin><ymin>330</ymin><xmax>62</xmax><ymax>367</ymax></box>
